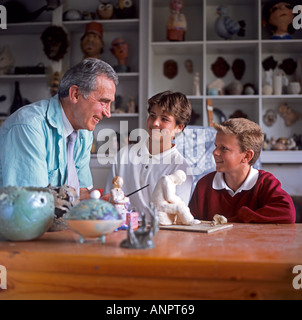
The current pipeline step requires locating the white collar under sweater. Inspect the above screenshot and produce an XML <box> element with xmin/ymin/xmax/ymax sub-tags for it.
<box><xmin>212</xmin><ymin>167</ymin><xmax>259</xmax><ymax>197</ymax></box>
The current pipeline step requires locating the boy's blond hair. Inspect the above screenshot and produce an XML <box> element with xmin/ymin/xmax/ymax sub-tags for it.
<box><xmin>213</xmin><ymin>118</ymin><xmax>264</xmax><ymax>166</ymax></box>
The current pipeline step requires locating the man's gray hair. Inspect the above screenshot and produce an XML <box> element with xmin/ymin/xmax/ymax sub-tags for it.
<box><xmin>58</xmin><ymin>58</ymin><xmax>118</xmax><ymax>98</ymax></box>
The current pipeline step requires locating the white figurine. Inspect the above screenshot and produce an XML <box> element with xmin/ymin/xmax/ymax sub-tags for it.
<box><xmin>193</xmin><ymin>72</ymin><xmax>201</xmax><ymax>96</ymax></box>
<box><xmin>151</xmin><ymin>170</ymin><xmax>200</xmax><ymax>226</ymax></box>
<box><xmin>110</xmin><ymin>176</ymin><xmax>129</xmax><ymax>221</ymax></box>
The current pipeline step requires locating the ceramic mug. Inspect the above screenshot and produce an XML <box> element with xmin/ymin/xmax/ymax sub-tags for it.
<box><xmin>287</xmin><ymin>82</ymin><xmax>301</xmax><ymax>95</ymax></box>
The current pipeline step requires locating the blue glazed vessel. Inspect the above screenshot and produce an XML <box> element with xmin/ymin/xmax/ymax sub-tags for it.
<box><xmin>0</xmin><ymin>186</ymin><xmax>55</xmax><ymax>241</ymax></box>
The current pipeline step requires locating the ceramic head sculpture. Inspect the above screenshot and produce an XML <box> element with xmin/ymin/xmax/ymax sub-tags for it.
<box><xmin>41</xmin><ymin>25</ymin><xmax>69</xmax><ymax>61</ymax></box>
<box><xmin>81</xmin><ymin>22</ymin><xmax>103</xmax><ymax>59</ymax></box>
<box><xmin>110</xmin><ymin>37</ymin><xmax>130</xmax><ymax>72</ymax></box>
<box><xmin>262</xmin><ymin>1</ymin><xmax>295</xmax><ymax>39</ymax></box>
<box><xmin>151</xmin><ymin>170</ymin><xmax>200</xmax><ymax>226</ymax></box>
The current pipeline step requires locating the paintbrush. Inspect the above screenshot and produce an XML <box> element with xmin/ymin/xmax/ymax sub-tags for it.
<box><xmin>126</xmin><ymin>184</ymin><xmax>150</xmax><ymax>197</ymax></box>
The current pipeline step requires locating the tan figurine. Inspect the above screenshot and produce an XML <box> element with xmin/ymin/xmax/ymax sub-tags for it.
<box><xmin>151</xmin><ymin>170</ymin><xmax>200</xmax><ymax>226</ymax></box>
<box><xmin>167</xmin><ymin>0</ymin><xmax>187</xmax><ymax>41</ymax></box>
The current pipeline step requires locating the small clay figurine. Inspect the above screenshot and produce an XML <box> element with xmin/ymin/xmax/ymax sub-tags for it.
<box><xmin>115</xmin><ymin>0</ymin><xmax>136</xmax><ymax>19</ymax></box>
<box><xmin>167</xmin><ymin>0</ymin><xmax>187</xmax><ymax>41</ymax></box>
<box><xmin>151</xmin><ymin>170</ymin><xmax>200</xmax><ymax>226</ymax></box>
<box><xmin>279</xmin><ymin>102</ymin><xmax>302</xmax><ymax>126</ymax></box>
<box><xmin>262</xmin><ymin>1</ymin><xmax>295</xmax><ymax>39</ymax></box>
<box><xmin>97</xmin><ymin>1</ymin><xmax>114</xmax><ymax>20</ymax></box>
<box><xmin>185</xmin><ymin>59</ymin><xmax>193</xmax><ymax>74</ymax></box>
<box><xmin>120</xmin><ymin>203</ymin><xmax>159</xmax><ymax>249</ymax></box>
<box><xmin>0</xmin><ymin>46</ymin><xmax>14</xmax><ymax>75</ymax></box>
<box><xmin>81</xmin><ymin>22</ymin><xmax>103</xmax><ymax>60</ymax></box>
<box><xmin>211</xmin><ymin>214</ymin><xmax>228</xmax><ymax>226</ymax></box>
<box><xmin>110</xmin><ymin>37</ymin><xmax>130</xmax><ymax>72</ymax></box>
<box><xmin>215</xmin><ymin>6</ymin><xmax>246</xmax><ymax>40</ymax></box>
<box><xmin>193</xmin><ymin>72</ymin><xmax>201</xmax><ymax>96</ymax></box>
<box><xmin>110</xmin><ymin>176</ymin><xmax>129</xmax><ymax>221</ymax></box>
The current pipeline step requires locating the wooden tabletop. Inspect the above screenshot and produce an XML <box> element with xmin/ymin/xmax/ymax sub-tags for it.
<box><xmin>0</xmin><ymin>223</ymin><xmax>302</xmax><ymax>300</ymax></box>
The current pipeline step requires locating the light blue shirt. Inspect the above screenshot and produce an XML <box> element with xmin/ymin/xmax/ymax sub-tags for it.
<box><xmin>0</xmin><ymin>95</ymin><xmax>93</xmax><ymax>189</ymax></box>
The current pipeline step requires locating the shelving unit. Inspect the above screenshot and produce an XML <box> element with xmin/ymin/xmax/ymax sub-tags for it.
<box><xmin>0</xmin><ymin>0</ymin><xmax>301</xmax><ymax>193</ymax></box>
<box><xmin>148</xmin><ymin>0</ymin><xmax>302</xmax><ymax>166</ymax></box>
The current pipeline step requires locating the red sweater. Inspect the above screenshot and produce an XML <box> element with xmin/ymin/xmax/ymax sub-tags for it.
<box><xmin>189</xmin><ymin>170</ymin><xmax>296</xmax><ymax>224</ymax></box>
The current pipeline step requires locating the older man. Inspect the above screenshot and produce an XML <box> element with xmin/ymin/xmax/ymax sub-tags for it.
<box><xmin>0</xmin><ymin>58</ymin><xmax>118</xmax><ymax>200</ymax></box>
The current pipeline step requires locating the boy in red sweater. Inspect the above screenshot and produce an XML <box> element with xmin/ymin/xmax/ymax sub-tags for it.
<box><xmin>189</xmin><ymin>118</ymin><xmax>296</xmax><ymax>223</ymax></box>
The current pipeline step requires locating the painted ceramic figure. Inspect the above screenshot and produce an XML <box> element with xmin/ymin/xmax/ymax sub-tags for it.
<box><xmin>110</xmin><ymin>37</ymin><xmax>130</xmax><ymax>72</ymax></box>
<box><xmin>81</xmin><ymin>22</ymin><xmax>103</xmax><ymax>59</ymax></box>
<box><xmin>262</xmin><ymin>1</ymin><xmax>295</xmax><ymax>39</ymax></box>
<box><xmin>97</xmin><ymin>1</ymin><xmax>114</xmax><ymax>20</ymax></box>
<box><xmin>110</xmin><ymin>176</ymin><xmax>129</xmax><ymax>221</ymax></box>
<box><xmin>215</xmin><ymin>6</ymin><xmax>246</xmax><ymax>40</ymax></box>
<box><xmin>151</xmin><ymin>170</ymin><xmax>200</xmax><ymax>226</ymax></box>
<box><xmin>167</xmin><ymin>0</ymin><xmax>187</xmax><ymax>41</ymax></box>
<box><xmin>115</xmin><ymin>0</ymin><xmax>136</xmax><ymax>19</ymax></box>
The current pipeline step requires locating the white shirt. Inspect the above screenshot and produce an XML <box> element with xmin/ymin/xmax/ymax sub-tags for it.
<box><xmin>60</xmin><ymin>103</ymin><xmax>93</xmax><ymax>190</ymax></box>
<box><xmin>60</xmin><ymin>103</ymin><xmax>73</xmax><ymax>139</ymax></box>
<box><xmin>213</xmin><ymin>167</ymin><xmax>259</xmax><ymax>197</ymax></box>
<box><xmin>104</xmin><ymin>139</ymin><xmax>193</xmax><ymax>220</ymax></box>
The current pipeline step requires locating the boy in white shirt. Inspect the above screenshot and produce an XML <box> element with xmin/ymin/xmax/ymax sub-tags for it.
<box><xmin>104</xmin><ymin>91</ymin><xmax>193</xmax><ymax>220</ymax></box>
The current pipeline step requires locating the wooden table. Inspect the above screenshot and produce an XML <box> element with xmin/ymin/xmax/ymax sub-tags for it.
<box><xmin>0</xmin><ymin>223</ymin><xmax>302</xmax><ymax>300</ymax></box>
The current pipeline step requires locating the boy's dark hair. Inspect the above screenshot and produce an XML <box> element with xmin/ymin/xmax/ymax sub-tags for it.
<box><xmin>147</xmin><ymin>91</ymin><xmax>192</xmax><ymax>129</ymax></box>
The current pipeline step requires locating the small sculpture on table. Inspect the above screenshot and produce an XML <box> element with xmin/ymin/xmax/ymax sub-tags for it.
<box><xmin>262</xmin><ymin>1</ymin><xmax>296</xmax><ymax>39</ymax></box>
<box><xmin>110</xmin><ymin>176</ymin><xmax>129</xmax><ymax>223</ymax></box>
<box><xmin>81</xmin><ymin>22</ymin><xmax>103</xmax><ymax>60</ymax></box>
<box><xmin>110</xmin><ymin>37</ymin><xmax>130</xmax><ymax>72</ymax></box>
<box><xmin>167</xmin><ymin>0</ymin><xmax>187</xmax><ymax>41</ymax></box>
<box><xmin>120</xmin><ymin>203</ymin><xmax>159</xmax><ymax>249</ymax></box>
<box><xmin>151</xmin><ymin>170</ymin><xmax>200</xmax><ymax>226</ymax></box>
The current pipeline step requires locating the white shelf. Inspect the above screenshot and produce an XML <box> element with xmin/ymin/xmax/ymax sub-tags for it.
<box><xmin>148</xmin><ymin>0</ymin><xmax>302</xmax><ymax>164</ymax></box>
<box><xmin>0</xmin><ymin>75</ymin><xmax>47</xmax><ymax>81</ymax></box>
<box><xmin>261</xmin><ymin>151</ymin><xmax>302</xmax><ymax>164</ymax></box>
<box><xmin>3</xmin><ymin>22</ymin><xmax>51</xmax><ymax>34</ymax></box>
<box><xmin>63</xmin><ymin>19</ymin><xmax>139</xmax><ymax>33</ymax></box>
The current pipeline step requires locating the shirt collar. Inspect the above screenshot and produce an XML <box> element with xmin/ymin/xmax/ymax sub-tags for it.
<box><xmin>139</xmin><ymin>139</ymin><xmax>176</xmax><ymax>161</ymax></box>
<box><xmin>60</xmin><ymin>102</ymin><xmax>74</xmax><ymax>139</ymax></box>
<box><xmin>213</xmin><ymin>167</ymin><xmax>259</xmax><ymax>197</ymax></box>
